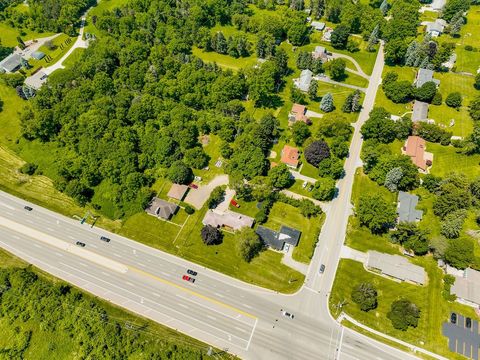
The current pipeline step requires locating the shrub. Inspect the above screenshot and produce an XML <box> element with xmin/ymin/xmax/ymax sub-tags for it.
<box><xmin>387</xmin><ymin>299</ymin><xmax>420</xmax><ymax>331</ymax></box>
<box><xmin>19</xmin><ymin>162</ymin><xmax>38</xmax><ymax>175</ymax></box>
<box><xmin>304</xmin><ymin>140</ymin><xmax>330</xmax><ymax>167</ymax></box>
<box><xmin>184</xmin><ymin>205</ymin><xmax>195</xmax><ymax>214</ymax></box>
<box><xmin>445</xmin><ymin>92</ymin><xmax>462</xmax><ymax>108</ymax></box>
<box><xmin>431</xmin><ymin>92</ymin><xmax>442</xmax><ymax>105</ymax></box>
<box><xmin>351</xmin><ymin>283</ymin><xmax>378</xmax><ymax>312</ymax></box>
<box><xmin>201</xmin><ymin>225</ymin><xmax>223</xmax><ymax>245</ymax></box>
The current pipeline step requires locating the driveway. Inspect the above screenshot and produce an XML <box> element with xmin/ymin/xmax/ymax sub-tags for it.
<box><xmin>15</xmin><ymin>34</ymin><xmax>61</xmax><ymax>60</ymax></box>
<box><xmin>314</xmin><ymin>75</ymin><xmax>366</xmax><ymax>92</ymax></box>
<box><xmin>282</xmin><ymin>245</ymin><xmax>308</xmax><ymax>275</ymax></box>
<box><xmin>215</xmin><ymin>188</ymin><xmax>235</xmax><ymax>212</ymax></box>
<box><xmin>330</xmin><ymin>52</ymin><xmax>370</xmax><ymax>79</ymax></box>
<box><xmin>339</xmin><ymin>245</ymin><xmax>368</xmax><ymax>263</ymax></box>
<box><xmin>184</xmin><ymin>174</ymin><xmax>229</xmax><ymax>209</ymax></box>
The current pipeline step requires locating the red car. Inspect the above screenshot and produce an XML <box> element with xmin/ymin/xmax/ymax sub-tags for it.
<box><xmin>230</xmin><ymin>199</ymin><xmax>240</xmax><ymax>208</ymax></box>
<box><xmin>188</xmin><ymin>183</ymin><xmax>198</xmax><ymax>189</ymax></box>
<box><xmin>182</xmin><ymin>275</ymin><xmax>195</xmax><ymax>283</ymax></box>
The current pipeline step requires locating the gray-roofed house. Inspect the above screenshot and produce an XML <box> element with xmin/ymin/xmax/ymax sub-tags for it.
<box><xmin>397</xmin><ymin>191</ymin><xmax>423</xmax><ymax>223</ymax></box>
<box><xmin>441</xmin><ymin>53</ymin><xmax>457</xmax><ymax>70</ymax></box>
<box><xmin>31</xmin><ymin>50</ymin><xmax>45</xmax><ymax>60</ymax></box>
<box><xmin>366</xmin><ymin>250</ymin><xmax>426</xmax><ymax>285</ymax></box>
<box><xmin>145</xmin><ymin>197</ymin><xmax>178</xmax><ymax>220</ymax></box>
<box><xmin>412</xmin><ymin>100</ymin><xmax>429</xmax><ymax>122</ymax></box>
<box><xmin>0</xmin><ymin>53</ymin><xmax>22</xmax><ymax>73</ymax></box>
<box><xmin>311</xmin><ymin>21</ymin><xmax>325</xmax><ymax>31</ymax></box>
<box><xmin>256</xmin><ymin>225</ymin><xmax>301</xmax><ymax>251</ymax></box>
<box><xmin>202</xmin><ymin>210</ymin><xmax>254</xmax><ymax>231</ymax></box>
<box><xmin>415</xmin><ymin>68</ymin><xmax>440</xmax><ymax>88</ymax></box>
<box><xmin>425</xmin><ymin>19</ymin><xmax>447</xmax><ymax>37</ymax></box>
<box><xmin>294</xmin><ymin>69</ymin><xmax>313</xmax><ymax>92</ymax></box>
<box><xmin>451</xmin><ymin>268</ymin><xmax>480</xmax><ymax>307</ymax></box>
<box><xmin>167</xmin><ymin>183</ymin><xmax>189</xmax><ymax>201</ymax></box>
<box><xmin>312</xmin><ymin>46</ymin><xmax>329</xmax><ymax>63</ymax></box>
<box><xmin>431</xmin><ymin>0</ymin><xmax>446</xmax><ymax>11</ymax></box>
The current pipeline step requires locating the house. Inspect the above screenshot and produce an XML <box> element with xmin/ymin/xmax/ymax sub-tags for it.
<box><xmin>425</xmin><ymin>19</ymin><xmax>447</xmax><ymax>37</ymax></box>
<box><xmin>0</xmin><ymin>53</ymin><xmax>22</xmax><ymax>73</ymax></box>
<box><xmin>312</xmin><ymin>46</ymin><xmax>329</xmax><ymax>63</ymax></box>
<box><xmin>145</xmin><ymin>197</ymin><xmax>178</xmax><ymax>220</ymax></box>
<box><xmin>294</xmin><ymin>69</ymin><xmax>313</xmax><ymax>92</ymax></box>
<box><xmin>451</xmin><ymin>268</ymin><xmax>480</xmax><ymax>307</ymax></box>
<box><xmin>441</xmin><ymin>53</ymin><xmax>457</xmax><ymax>70</ymax></box>
<box><xmin>402</xmin><ymin>135</ymin><xmax>433</xmax><ymax>172</ymax></box>
<box><xmin>280</xmin><ymin>145</ymin><xmax>300</xmax><ymax>168</ymax></box>
<box><xmin>256</xmin><ymin>225</ymin><xmax>301</xmax><ymax>251</ymax></box>
<box><xmin>24</xmin><ymin>71</ymin><xmax>48</xmax><ymax>90</ymax></box>
<box><xmin>415</xmin><ymin>68</ymin><xmax>440</xmax><ymax>88</ymax></box>
<box><xmin>412</xmin><ymin>100</ymin><xmax>429</xmax><ymax>122</ymax></box>
<box><xmin>288</xmin><ymin>103</ymin><xmax>311</xmax><ymax>125</ymax></box>
<box><xmin>397</xmin><ymin>191</ymin><xmax>423</xmax><ymax>223</ymax></box>
<box><xmin>430</xmin><ymin>0</ymin><xmax>446</xmax><ymax>11</ymax></box>
<box><xmin>311</xmin><ymin>21</ymin><xmax>325</xmax><ymax>31</ymax></box>
<box><xmin>366</xmin><ymin>250</ymin><xmax>426</xmax><ymax>285</ymax></box>
<box><xmin>167</xmin><ymin>183</ymin><xmax>189</xmax><ymax>201</ymax></box>
<box><xmin>202</xmin><ymin>210</ymin><xmax>254</xmax><ymax>231</ymax></box>
<box><xmin>322</xmin><ymin>27</ymin><xmax>333</xmax><ymax>42</ymax></box>
<box><xmin>30</xmin><ymin>50</ymin><xmax>45</xmax><ymax>60</ymax></box>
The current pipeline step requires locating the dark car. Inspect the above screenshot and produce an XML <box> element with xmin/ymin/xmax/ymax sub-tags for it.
<box><xmin>187</xmin><ymin>269</ymin><xmax>197</xmax><ymax>276</ymax></box>
<box><xmin>76</xmin><ymin>241</ymin><xmax>86</xmax><ymax>247</ymax></box>
<box><xmin>282</xmin><ymin>311</ymin><xmax>294</xmax><ymax>319</ymax></box>
<box><xmin>100</xmin><ymin>236</ymin><xmax>111</xmax><ymax>243</ymax></box>
<box><xmin>451</xmin><ymin>313</ymin><xmax>457</xmax><ymax>324</ymax></box>
<box><xmin>188</xmin><ymin>183</ymin><xmax>199</xmax><ymax>189</ymax></box>
<box><xmin>24</xmin><ymin>206</ymin><xmax>33</xmax><ymax>211</ymax></box>
<box><xmin>466</xmin><ymin>317</ymin><xmax>472</xmax><ymax>328</ymax></box>
<box><xmin>319</xmin><ymin>264</ymin><xmax>326</xmax><ymax>274</ymax></box>
<box><xmin>182</xmin><ymin>275</ymin><xmax>195</xmax><ymax>283</ymax></box>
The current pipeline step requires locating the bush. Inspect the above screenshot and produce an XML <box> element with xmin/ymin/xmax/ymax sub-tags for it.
<box><xmin>351</xmin><ymin>283</ymin><xmax>378</xmax><ymax>312</ymax></box>
<box><xmin>201</xmin><ymin>225</ymin><xmax>223</xmax><ymax>245</ymax></box>
<box><xmin>431</xmin><ymin>92</ymin><xmax>442</xmax><ymax>105</ymax></box>
<box><xmin>311</xmin><ymin>178</ymin><xmax>336</xmax><ymax>201</ymax></box>
<box><xmin>19</xmin><ymin>162</ymin><xmax>38</xmax><ymax>175</ymax></box>
<box><xmin>304</xmin><ymin>140</ymin><xmax>330</xmax><ymax>167</ymax></box>
<box><xmin>184</xmin><ymin>205</ymin><xmax>195</xmax><ymax>214</ymax></box>
<box><xmin>387</xmin><ymin>299</ymin><xmax>420</xmax><ymax>331</ymax></box>
<box><xmin>465</xmin><ymin>45</ymin><xmax>473</xmax><ymax>51</ymax></box>
<box><xmin>445</xmin><ymin>92</ymin><xmax>462</xmax><ymax>108</ymax></box>
<box><xmin>207</xmin><ymin>186</ymin><xmax>225</xmax><ymax>209</ymax></box>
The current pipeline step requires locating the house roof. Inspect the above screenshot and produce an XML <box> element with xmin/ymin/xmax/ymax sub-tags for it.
<box><xmin>291</xmin><ymin>103</ymin><xmax>306</xmax><ymax>115</ymax></box>
<box><xmin>145</xmin><ymin>197</ymin><xmax>178</xmax><ymax>219</ymax></box>
<box><xmin>397</xmin><ymin>191</ymin><xmax>423</xmax><ymax>222</ymax></box>
<box><xmin>281</xmin><ymin>145</ymin><xmax>299</xmax><ymax>167</ymax></box>
<box><xmin>412</xmin><ymin>100</ymin><xmax>429</xmax><ymax>122</ymax></box>
<box><xmin>415</xmin><ymin>68</ymin><xmax>440</xmax><ymax>88</ymax></box>
<box><xmin>431</xmin><ymin>0</ymin><xmax>446</xmax><ymax>10</ymax></box>
<box><xmin>0</xmin><ymin>53</ymin><xmax>22</xmax><ymax>73</ymax></box>
<box><xmin>405</xmin><ymin>136</ymin><xmax>427</xmax><ymax>170</ymax></box>
<box><xmin>24</xmin><ymin>71</ymin><xmax>48</xmax><ymax>90</ymax></box>
<box><xmin>202</xmin><ymin>210</ymin><xmax>254</xmax><ymax>231</ymax></box>
<box><xmin>31</xmin><ymin>50</ymin><xmax>45</xmax><ymax>60</ymax></box>
<box><xmin>452</xmin><ymin>268</ymin><xmax>480</xmax><ymax>305</ymax></box>
<box><xmin>366</xmin><ymin>250</ymin><xmax>426</xmax><ymax>284</ymax></box>
<box><xmin>297</xmin><ymin>69</ymin><xmax>313</xmax><ymax>92</ymax></box>
<box><xmin>167</xmin><ymin>183</ymin><xmax>189</xmax><ymax>201</ymax></box>
<box><xmin>290</xmin><ymin>103</ymin><xmax>309</xmax><ymax>123</ymax></box>
<box><xmin>311</xmin><ymin>21</ymin><xmax>325</xmax><ymax>31</ymax></box>
<box><xmin>256</xmin><ymin>225</ymin><xmax>302</xmax><ymax>250</ymax></box>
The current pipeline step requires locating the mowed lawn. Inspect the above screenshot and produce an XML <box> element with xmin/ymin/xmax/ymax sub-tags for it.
<box><xmin>455</xmin><ymin>6</ymin><xmax>480</xmax><ymax>74</ymax></box>
<box><xmin>264</xmin><ymin>202</ymin><xmax>324</xmax><ymax>264</ymax></box>
<box><xmin>329</xmin><ymin>259</ymin><xmax>476</xmax><ymax>360</ymax></box>
<box><xmin>0</xmin><ymin>22</ymin><xmax>54</xmax><ymax>47</ymax></box>
<box><xmin>429</xmin><ymin>142</ymin><xmax>480</xmax><ymax>180</ymax></box>
<box><xmin>192</xmin><ymin>47</ymin><xmax>258</xmax><ymax>71</ymax></box>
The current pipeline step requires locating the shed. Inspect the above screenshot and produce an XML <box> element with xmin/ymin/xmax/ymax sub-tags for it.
<box><xmin>311</xmin><ymin>21</ymin><xmax>325</xmax><ymax>31</ymax></box>
<box><xmin>31</xmin><ymin>51</ymin><xmax>45</xmax><ymax>60</ymax></box>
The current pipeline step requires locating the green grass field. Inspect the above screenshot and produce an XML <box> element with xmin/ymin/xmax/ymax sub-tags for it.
<box><xmin>192</xmin><ymin>47</ymin><xmax>258</xmax><ymax>71</ymax></box>
<box><xmin>428</xmin><ymin>142</ymin><xmax>480</xmax><ymax>180</ymax></box>
<box><xmin>0</xmin><ymin>22</ymin><xmax>54</xmax><ymax>47</ymax></box>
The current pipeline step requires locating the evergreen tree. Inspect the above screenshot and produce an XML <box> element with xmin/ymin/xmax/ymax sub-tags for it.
<box><xmin>342</xmin><ymin>93</ymin><xmax>353</xmax><ymax>113</ymax></box>
<box><xmin>308</xmin><ymin>80</ymin><xmax>318</xmax><ymax>100</ymax></box>
<box><xmin>380</xmin><ymin>0</ymin><xmax>389</xmax><ymax>15</ymax></box>
<box><xmin>320</xmin><ymin>93</ymin><xmax>334</xmax><ymax>112</ymax></box>
<box><xmin>256</xmin><ymin>35</ymin><xmax>266</xmax><ymax>58</ymax></box>
<box><xmin>450</xmin><ymin>15</ymin><xmax>464</xmax><ymax>37</ymax></box>
<box><xmin>419</xmin><ymin>57</ymin><xmax>429</xmax><ymax>70</ymax></box>
<box><xmin>367</xmin><ymin>25</ymin><xmax>379</xmax><ymax>52</ymax></box>
<box><xmin>404</xmin><ymin>41</ymin><xmax>417</xmax><ymax>66</ymax></box>
<box><xmin>215</xmin><ymin>32</ymin><xmax>227</xmax><ymax>54</ymax></box>
<box><xmin>351</xmin><ymin>90</ymin><xmax>362</xmax><ymax>112</ymax></box>
<box><xmin>290</xmin><ymin>0</ymin><xmax>305</xmax><ymax>11</ymax></box>
<box><xmin>384</xmin><ymin>167</ymin><xmax>403</xmax><ymax>192</ymax></box>
<box><xmin>311</xmin><ymin>0</ymin><xmax>325</xmax><ymax>19</ymax></box>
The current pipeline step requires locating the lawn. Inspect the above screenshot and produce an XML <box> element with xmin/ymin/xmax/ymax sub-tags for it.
<box><xmin>84</xmin><ymin>0</ymin><xmax>131</xmax><ymax>35</ymax></box>
<box><xmin>193</xmin><ymin>134</ymin><xmax>225</xmax><ymax>182</ymax></box>
<box><xmin>330</xmin><ymin>258</ymin><xmax>476</xmax><ymax>360</ymax></box>
<box><xmin>428</xmin><ymin>142</ymin><xmax>480</xmax><ymax>180</ymax></box>
<box><xmin>264</xmin><ymin>202</ymin><xmax>323</xmax><ymax>264</ymax></box>
<box><xmin>192</xmin><ymin>47</ymin><xmax>258</xmax><ymax>71</ymax></box>
<box><xmin>0</xmin><ymin>22</ymin><xmax>54</xmax><ymax>47</ymax></box>
<box><xmin>62</xmin><ymin>47</ymin><xmax>85</xmax><ymax>68</ymax></box>
<box><xmin>27</xmin><ymin>33</ymin><xmax>76</xmax><ymax>75</ymax></box>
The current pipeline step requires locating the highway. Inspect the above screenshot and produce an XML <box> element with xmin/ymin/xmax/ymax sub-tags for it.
<box><xmin>0</xmin><ymin>43</ymin><xmax>422</xmax><ymax>359</ymax></box>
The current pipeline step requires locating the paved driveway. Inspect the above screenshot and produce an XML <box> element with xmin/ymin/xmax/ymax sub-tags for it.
<box><xmin>184</xmin><ymin>174</ymin><xmax>229</xmax><ymax>209</ymax></box>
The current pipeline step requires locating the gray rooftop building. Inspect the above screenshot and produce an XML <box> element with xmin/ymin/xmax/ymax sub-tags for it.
<box><xmin>311</xmin><ymin>21</ymin><xmax>325</xmax><ymax>31</ymax></box>
<box><xmin>451</xmin><ymin>268</ymin><xmax>480</xmax><ymax>307</ymax></box>
<box><xmin>431</xmin><ymin>0</ymin><xmax>446</xmax><ymax>10</ymax></box>
<box><xmin>412</xmin><ymin>100</ymin><xmax>429</xmax><ymax>122</ymax></box>
<box><xmin>366</xmin><ymin>250</ymin><xmax>426</xmax><ymax>285</ymax></box>
<box><xmin>397</xmin><ymin>191</ymin><xmax>423</xmax><ymax>223</ymax></box>
<box><xmin>145</xmin><ymin>197</ymin><xmax>178</xmax><ymax>220</ymax></box>
<box><xmin>415</xmin><ymin>68</ymin><xmax>440</xmax><ymax>88</ymax></box>
<box><xmin>0</xmin><ymin>53</ymin><xmax>22</xmax><ymax>73</ymax></box>
<box><xmin>295</xmin><ymin>69</ymin><xmax>313</xmax><ymax>92</ymax></box>
<box><xmin>256</xmin><ymin>225</ymin><xmax>301</xmax><ymax>251</ymax></box>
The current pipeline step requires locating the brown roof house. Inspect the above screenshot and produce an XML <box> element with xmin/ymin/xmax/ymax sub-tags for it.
<box><xmin>202</xmin><ymin>210</ymin><xmax>254</xmax><ymax>231</ymax></box>
<box><xmin>167</xmin><ymin>183</ymin><xmax>189</xmax><ymax>201</ymax></box>
<box><xmin>281</xmin><ymin>145</ymin><xmax>300</xmax><ymax>168</ymax></box>
<box><xmin>145</xmin><ymin>197</ymin><xmax>178</xmax><ymax>220</ymax></box>
<box><xmin>312</xmin><ymin>46</ymin><xmax>329</xmax><ymax>63</ymax></box>
<box><xmin>288</xmin><ymin>103</ymin><xmax>311</xmax><ymax>125</ymax></box>
<box><xmin>402</xmin><ymin>136</ymin><xmax>433</xmax><ymax>173</ymax></box>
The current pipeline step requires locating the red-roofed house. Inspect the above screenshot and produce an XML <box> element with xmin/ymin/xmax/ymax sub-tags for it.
<box><xmin>402</xmin><ymin>136</ymin><xmax>433</xmax><ymax>173</ymax></box>
<box><xmin>281</xmin><ymin>145</ymin><xmax>300</xmax><ymax>168</ymax></box>
<box><xmin>288</xmin><ymin>103</ymin><xmax>311</xmax><ymax>126</ymax></box>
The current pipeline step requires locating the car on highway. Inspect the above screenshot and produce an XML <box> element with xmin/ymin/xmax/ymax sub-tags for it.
<box><xmin>100</xmin><ymin>236</ymin><xmax>111</xmax><ymax>243</ymax></box>
<box><xmin>451</xmin><ymin>312</ymin><xmax>457</xmax><ymax>324</ymax></box>
<box><xmin>282</xmin><ymin>311</ymin><xmax>294</xmax><ymax>319</ymax></box>
<box><xmin>319</xmin><ymin>264</ymin><xmax>326</xmax><ymax>274</ymax></box>
<box><xmin>187</xmin><ymin>269</ymin><xmax>197</xmax><ymax>276</ymax></box>
<box><xmin>182</xmin><ymin>275</ymin><xmax>195</xmax><ymax>283</ymax></box>
<box><xmin>24</xmin><ymin>206</ymin><xmax>33</xmax><ymax>211</ymax></box>
<box><xmin>75</xmin><ymin>241</ymin><xmax>86</xmax><ymax>247</ymax></box>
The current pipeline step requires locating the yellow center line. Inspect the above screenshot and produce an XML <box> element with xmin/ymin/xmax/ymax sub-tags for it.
<box><xmin>128</xmin><ymin>266</ymin><xmax>257</xmax><ymax>320</ymax></box>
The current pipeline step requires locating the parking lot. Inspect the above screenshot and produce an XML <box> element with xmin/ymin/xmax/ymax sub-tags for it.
<box><xmin>443</xmin><ymin>313</ymin><xmax>480</xmax><ymax>360</ymax></box>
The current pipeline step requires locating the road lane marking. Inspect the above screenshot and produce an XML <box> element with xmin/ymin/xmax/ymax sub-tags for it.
<box><xmin>246</xmin><ymin>318</ymin><xmax>258</xmax><ymax>351</ymax></box>
<box><xmin>178</xmin><ymin>303</ymin><xmax>188</xmax><ymax>309</ymax></box>
<box><xmin>207</xmin><ymin>315</ymin><xmax>216</xmax><ymax>321</ymax></box>
<box><xmin>0</xmin><ymin>201</ymin><xmax>15</xmax><ymax>210</ymax></box>
<box><xmin>126</xmin><ymin>281</ymin><xmax>134</xmax><ymax>286</ymax></box>
<box><xmin>113</xmin><ymin>253</ymin><xmax>122</xmax><ymax>258</ymax></box>
<box><xmin>131</xmin><ymin>267</ymin><xmax>256</xmax><ymax>320</ymax></box>
<box><xmin>214</xmin><ymin>292</ymin><xmax>225</xmax><ymax>298</ymax></box>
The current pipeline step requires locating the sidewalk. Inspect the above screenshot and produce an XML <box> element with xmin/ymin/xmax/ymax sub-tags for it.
<box><xmin>282</xmin><ymin>246</ymin><xmax>308</xmax><ymax>275</ymax></box>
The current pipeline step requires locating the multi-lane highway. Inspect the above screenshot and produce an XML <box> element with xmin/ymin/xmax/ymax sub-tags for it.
<box><xmin>0</xmin><ymin>43</ymin><xmax>425</xmax><ymax>359</ymax></box>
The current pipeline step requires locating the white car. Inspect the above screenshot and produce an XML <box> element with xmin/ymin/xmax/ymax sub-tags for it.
<box><xmin>284</xmin><ymin>244</ymin><xmax>290</xmax><ymax>253</ymax></box>
<box><xmin>282</xmin><ymin>311</ymin><xmax>294</xmax><ymax>319</ymax></box>
<box><xmin>302</xmin><ymin>181</ymin><xmax>308</xmax><ymax>189</ymax></box>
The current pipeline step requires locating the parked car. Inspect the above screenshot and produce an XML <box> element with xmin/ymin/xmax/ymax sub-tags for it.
<box><xmin>302</xmin><ymin>181</ymin><xmax>308</xmax><ymax>189</ymax></box>
<box><xmin>466</xmin><ymin>317</ymin><xmax>472</xmax><ymax>328</ymax></box>
<box><xmin>319</xmin><ymin>264</ymin><xmax>326</xmax><ymax>274</ymax></box>
<box><xmin>100</xmin><ymin>236</ymin><xmax>111</xmax><ymax>243</ymax></box>
<box><xmin>230</xmin><ymin>199</ymin><xmax>240</xmax><ymax>208</ymax></box>
<box><xmin>188</xmin><ymin>183</ymin><xmax>198</xmax><ymax>189</ymax></box>
<box><xmin>282</xmin><ymin>311</ymin><xmax>294</xmax><ymax>319</ymax></box>
<box><xmin>451</xmin><ymin>312</ymin><xmax>457</xmax><ymax>324</ymax></box>
<box><xmin>187</xmin><ymin>269</ymin><xmax>197</xmax><ymax>276</ymax></box>
<box><xmin>182</xmin><ymin>275</ymin><xmax>195</xmax><ymax>283</ymax></box>
<box><xmin>284</xmin><ymin>244</ymin><xmax>290</xmax><ymax>253</ymax></box>
<box><xmin>75</xmin><ymin>241</ymin><xmax>86</xmax><ymax>247</ymax></box>
<box><xmin>24</xmin><ymin>206</ymin><xmax>33</xmax><ymax>211</ymax></box>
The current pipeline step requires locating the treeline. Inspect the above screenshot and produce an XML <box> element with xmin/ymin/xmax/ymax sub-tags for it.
<box><xmin>0</xmin><ymin>267</ymin><xmax>206</xmax><ymax>359</ymax></box>
<box><xmin>1</xmin><ymin>0</ymin><xmax>96</xmax><ymax>34</ymax></box>
<box><xmin>19</xmin><ymin>0</ymin><xmax>291</xmax><ymax>218</ymax></box>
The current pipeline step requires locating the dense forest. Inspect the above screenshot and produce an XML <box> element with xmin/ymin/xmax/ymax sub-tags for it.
<box><xmin>0</xmin><ymin>267</ymin><xmax>207</xmax><ymax>359</ymax></box>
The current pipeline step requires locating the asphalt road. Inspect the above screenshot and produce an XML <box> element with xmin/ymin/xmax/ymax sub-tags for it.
<box><xmin>0</xmin><ymin>43</ymin><xmax>421</xmax><ymax>360</ymax></box>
